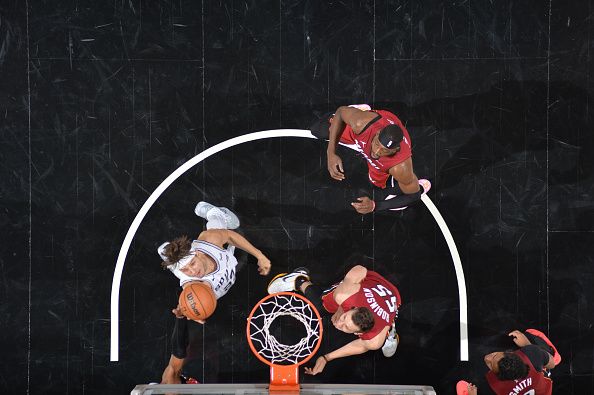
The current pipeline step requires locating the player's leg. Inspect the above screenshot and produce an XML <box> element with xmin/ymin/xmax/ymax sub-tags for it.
<box><xmin>267</xmin><ymin>267</ymin><xmax>310</xmax><ymax>294</ymax></box>
<box><xmin>195</xmin><ymin>201</ymin><xmax>240</xmax><ymax>229</ymax></box>
<box><xmin>161</xmin><ymin>354</ymin><xmax>184</xmax><ymax>384</ymax></box>
<box><xmin>300</xmin><ymin>282</ymin><xmax>332</xmax><ymax>316</ymax></box>
<box><xmin>161</xmin><ymin>317</ymin><xmax>189</xmax><ymax>383</ymax></box>
<box><xmin>267</xmin><ymin>268</ymin><xmax>338</xmax><ymax>318</ymax></box>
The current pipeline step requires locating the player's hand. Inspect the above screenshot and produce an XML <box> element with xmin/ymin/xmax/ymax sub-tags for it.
<box><xmin>257</xmin><ymin>255</ymin><xmax>272</xmax><ymax>276</ymax></box>
<box><xmin>304</xmin><ymin>356</ymin><xmax>327</xmax><ymax>375</ymax></box>
<box><xmin>508</xmin><ymin>330</ymin><xmax>530</xmax><ymax>347</ymax></box>
<box><xmin>172</xmin><ymin>305</ymin><xmax>205</xmax><ymax>324</ymax></box>
<box><xmin>172</xmin><ymin>305</ymin><xmax>186</xmax><ymax>319</ymax></box>
<box><xmin>327</xmin><ymin>152</ymin><xmax>345</xmax><ymax>181</ymax></box>
<box><xmin>467</xmin><ymin>382</ymin><xmax>478</xmax><ymax>395</ymax></box>
<box><xmin>351</xmin><ymin>196</ymin><xmax>375</xmax><ymax>214</ymax></box>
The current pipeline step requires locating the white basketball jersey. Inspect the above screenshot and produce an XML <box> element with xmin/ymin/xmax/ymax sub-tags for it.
<box><xmin>168</xmin><ymin>240</ymin><xmax>238</xmax><ymax>299</ymax></box>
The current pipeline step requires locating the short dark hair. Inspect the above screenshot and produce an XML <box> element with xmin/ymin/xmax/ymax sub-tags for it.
<box><xmin>497</xmin><ymin>352</ymin><xmax>530</xmax><ymax>380</ymax></box>
<box><xmin>160</xmin><ymin>235</ymin><xmax>191</xmax><ymax>269</ymax></box>
<box><xmin>378</xmin><ymin>124</ymin><xmax>404</xmax><ymax>149</ymax></box>
<box><xmin>351</xmin><ymin>307</ymin><xmax>374</xmax><ymax>333</ymax></box>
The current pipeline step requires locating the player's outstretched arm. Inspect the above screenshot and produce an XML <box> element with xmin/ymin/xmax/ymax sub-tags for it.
<box><xmin>304</xmin><ymin>337</ymin><xmax>376</xmax><ymax>376</ymax></box>
<box><xmin>226</xmin><ymin>230</ymin><xmax>271</xmax><ymax>275</ymax></box>
<box><xmin>201</xmin><ymin>229</ymin><xmax>271</xmax><ymax>275</ymax></box>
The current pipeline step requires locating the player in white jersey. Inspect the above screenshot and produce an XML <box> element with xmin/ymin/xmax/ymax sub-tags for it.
<box><xmin>160</xmin><ymin>201</ymin><xmax>271</xmax><ymax>384</ymax></box>
<box><xmin>159</xmin><ymin>233</ymin><xmax>269</xmax><ymax>300</ymax></box>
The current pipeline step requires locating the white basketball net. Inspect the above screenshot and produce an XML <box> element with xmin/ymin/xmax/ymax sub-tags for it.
<box><xmin>248</xmin><ymin>293</ymin><xmax>321</xmax><ymax>365</ymax></box>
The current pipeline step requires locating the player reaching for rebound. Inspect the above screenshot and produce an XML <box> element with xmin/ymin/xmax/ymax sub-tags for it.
<box><xmin>159</xmin><ymin>201</ymin><xmax>271</xmax><ymax>384</ymax></box>
<box><xmin>267</xmin><ymin>264</ymin><xmax>401</xmax><ymax>375</ymax></box>
<box><xmin>310</xmin><ymin>105</ymin><xmax>431</xmax><ymax>213</ymax></box>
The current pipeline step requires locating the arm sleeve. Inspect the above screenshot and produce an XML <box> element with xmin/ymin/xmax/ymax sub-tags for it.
<box><xmin>521</xmin><ymin>345</ymin><xmax>550</xmax><ymax>372</ymax></box>
<box><xmin>523</xmin><ymin>330</ymin><xmax>555</xmax><ymax>355</ymax></box>
<box><xmin>374</xmin><ymin>183</ymin><xmax>425</xmax><ymax>211</ymax></box>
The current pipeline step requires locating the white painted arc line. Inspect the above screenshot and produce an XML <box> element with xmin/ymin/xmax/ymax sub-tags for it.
<box><xmin>110</xmin><ymin>129</ymin><xmax>468</xmax><ymax>362</ymax></box>
<box><xmin>421</xmin><ymin>194</ymin><xmax>469</xmax><ymax>361</ymax></box>
<box><xmin>110</xmin><ymin>130</ymin><xmax>316</xmax><ymax>361</ymax></box>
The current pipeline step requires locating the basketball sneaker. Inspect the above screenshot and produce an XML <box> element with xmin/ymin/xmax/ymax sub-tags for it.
<box><xmin>267</xmin><ymin>267</ymin><xmax>310</xmax><ymax>294</ymax></box>
<box><xmin>194</xmin><ymin>201</ymin><xmax>240</xmax><ymax>229</ymax></box>
<box><xmin>388</xmin><ymin>178</ymin><xmax>432</xmax><ymax>211</ymax></box>
<box><xmin>381</xmin><ymin>323</ymin><xmax>399</xmax><ymax>357</ymax></box>
<box><xmin>456</xmin><ymin>380</ymin><xmax>473</xmax><ymax>395</ymax></box>
<box><xmin>419</xmin><ymin>178</ymin><xmax>431</xmax><ymax>195</ymax></box>
<box><xmin>348</xmin><ymin>104</ymin><xmax>371</xmax><ymax>111</ymax></box>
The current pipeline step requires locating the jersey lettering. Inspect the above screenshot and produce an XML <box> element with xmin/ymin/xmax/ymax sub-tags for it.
<box><xmin>506</xmin><ymin>377</ymin><xmax>533</xmax><ymax>395</ymax></box>
<box><xmin>372</xmin><ymin>284</ymin><xmax>392</xmax><ymax>296</ymax></box>
<box><xmin>363</xmin><ymin>288</ymin><xmax>391</xmax><ymax>322</ymax></box>
<box><xmin>371</xmin><ymin>285</ymin><xmax>397</xmax><ymax>313</ymax></box>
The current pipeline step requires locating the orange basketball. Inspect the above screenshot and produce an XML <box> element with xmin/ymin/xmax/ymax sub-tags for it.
<box><xmin>178</xmin><ymin>282</ymin><xmax>217</xmax><ymax>321</ymax></box>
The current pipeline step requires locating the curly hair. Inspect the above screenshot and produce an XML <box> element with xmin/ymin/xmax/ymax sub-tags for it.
<box><xmin>160</xmin><ymin>235</ymin><xmax>191</xmax><ymax>269</ymax></box>
<box><xmin>497</xmin><ymin>352</ymin><xmax>530</xmax><ymax>380</ymax></box>
<box><xmin>351</xmin><ymin>307</ymin><xmax>374</xmax><ymax>333</ymax></box>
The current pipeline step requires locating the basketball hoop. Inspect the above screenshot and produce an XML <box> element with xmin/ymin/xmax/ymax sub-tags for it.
<box><xmin>246</xmin><ymin>292</ymin><xmax>323</xmax><ymax>392</ymax></box>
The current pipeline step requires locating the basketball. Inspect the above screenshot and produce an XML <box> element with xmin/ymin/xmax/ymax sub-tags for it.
<box><xmin>178</xmin><ymin>281</ymin><xmax>217</xmax><ymax>321</ymax></box>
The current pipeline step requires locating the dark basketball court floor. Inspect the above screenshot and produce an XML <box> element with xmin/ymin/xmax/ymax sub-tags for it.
<box><xmin>2</xmin><ymin>1</ymin><xmax>593</xmax><ymax>394</ymax></box>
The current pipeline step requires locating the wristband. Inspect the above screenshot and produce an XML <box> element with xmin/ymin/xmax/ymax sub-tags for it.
<box><xmin>322</xmin><ymin>354</ymin><xmax>330</xmax><ymax>362</ymax></box>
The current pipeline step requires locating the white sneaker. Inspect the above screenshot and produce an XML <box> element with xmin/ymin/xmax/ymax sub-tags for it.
<box><xmin>419</xmin><ymin>178</ymin><xmax>431</xmax><ymax>195</ymax></box>
<box><xmin>267</xmin><ymin>267</ymin><xmax>310</xmax><ymax>294</ymax></box>
<box><xmin>382</xmin><ymin>325</ymin><xmax>399</xmax><ymax>357</ymax></box>
<box><xmin>348</xmin><ymin>104</ymin><xmax>371</xmax><ymax>111</ymax></box>
<box><xmin>194</xmin><ymin>201</ymin><xmax>240</xmax><ymax>229</ymax></box>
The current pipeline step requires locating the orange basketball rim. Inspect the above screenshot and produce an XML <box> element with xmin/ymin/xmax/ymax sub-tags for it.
<box><xmin>246</xmin><ymin>292</ymin><xmax>323</xmax><ymax>392</ymax></box>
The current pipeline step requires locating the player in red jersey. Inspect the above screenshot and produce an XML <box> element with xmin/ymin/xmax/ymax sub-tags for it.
<box><xmin>457</xmin><ymin>329</ymin><xmax>561</xmax><ymax>395</ymax></box>
<box><xmin>267</xmin><ymin>265</ymin><xmax>401</xmax><ymax>375</ymax></box>
<box><xmin>310</xmin><ymin>105</ymin><xmax>430</xmax><ymax>213</ymax></box>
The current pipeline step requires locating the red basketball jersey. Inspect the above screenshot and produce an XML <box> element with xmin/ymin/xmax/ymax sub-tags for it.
<box><xmin>486</xmin><ymin>350</ymin><xmax>553</xmax><ymax>395</ymax></box>
<box><xmin>338</xmin><ymin>110</ymin><xmax>412</xmax><ymax>188</ymax></box>
<box><xmin>322</xmin><ymin>270</ymin><xmax>401</xmax><ymax>340</ymax></box>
